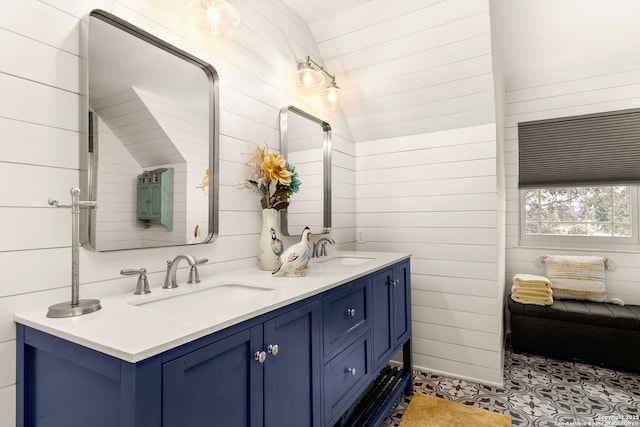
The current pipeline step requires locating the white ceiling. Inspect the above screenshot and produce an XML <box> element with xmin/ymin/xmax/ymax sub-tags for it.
<box><xmin>284</xmin><ymin>0</ymin><xmax>640</xmax><ymax>90</ymax></box>
<box><xmin>282</xmin><ymin>0</ymin><xmax>372</xmax><ymax>24</ymax></box>
<box><xmin>490</xmin><ymin>0</ymin><xmax>640</xmax><ymax>88</ymax></box>
<box><xmin>282</xmin><ymin>0</ymin><xmax>640</xmax><ymax>141</ymax></box>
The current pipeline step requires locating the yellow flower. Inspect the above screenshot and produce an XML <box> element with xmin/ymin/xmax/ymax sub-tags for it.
<box><xmin>195</xmin><ymin>168</ymin><xmax>209</xmax><ymax>189</ymax></box>
<box><xmin>261</xmin><ymin>153</ymin><xmax>292</xmax><ymax>185</ymax></box>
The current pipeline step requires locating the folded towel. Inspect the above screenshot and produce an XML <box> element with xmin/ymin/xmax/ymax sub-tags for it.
<box><xmin>511</xmin><ymin>285</ymin><xmax>552</xmax><ymax>298</ymax></box>
<box><xmin>511</xmin><ymin>293</ymin><xmax>553</xmax><ymax>306</ymax></box>
<box><xmin>513</xmin><ymin>273</ymin><xmax>552</xmax><ymax>288</ymax></box>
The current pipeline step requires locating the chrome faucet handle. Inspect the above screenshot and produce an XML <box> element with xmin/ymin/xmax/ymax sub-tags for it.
<box><xmin>187</xmin><ymin>258</ymin><xmax>208</xmax><ymax>284</ymax></box>
<box><xmin>121</xmin><ymin>268</ymin><xmax>150</xmax><ymax>295</ymax></box>
<box><xmin>188</xmin><ymin>265</ymin><xmax>200</xmax><ymax>284</ymax></box>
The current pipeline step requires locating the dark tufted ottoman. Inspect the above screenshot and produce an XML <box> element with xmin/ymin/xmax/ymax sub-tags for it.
<box><xmin>508</xmin><ymin>296</ymin><xmax>640</xmax><ymax>373</ymax></box>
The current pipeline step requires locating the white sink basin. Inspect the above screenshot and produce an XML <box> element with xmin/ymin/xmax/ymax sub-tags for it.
<box><xmin>129</xmin><ymin>282</ymin><xmax>275</xmax><ymax>311</ymax></box>
<box><xmin>317</xmin><ymin>256</ymin><xmax>375</xmax><ymax>266</ymax></box>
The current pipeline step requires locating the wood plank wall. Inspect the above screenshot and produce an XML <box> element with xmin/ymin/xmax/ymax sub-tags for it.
<box><xmin>0</xmin><ymin>1</ymin><xmax>355</xmax><ymax>424</ymax></box>
<box><xmin>315</xmin><ymin>0</ymin><xmax>505</xmax><ymax>385</ymax></box>
<box><xmin>505</xmin><ymin>66</ymin><xmax>640</xmax><ymax>307</ymax></box>
<box><xmin>355</xmin><ymin>124</ymin><xmax>504</xmax><ymax>386</ymax></box>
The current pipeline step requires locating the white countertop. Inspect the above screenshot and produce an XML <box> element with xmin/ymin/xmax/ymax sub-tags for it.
<box><xmin>14</xmin><ymin>251</ymin><xmax>409</xmax><ymax>363</ymax></box>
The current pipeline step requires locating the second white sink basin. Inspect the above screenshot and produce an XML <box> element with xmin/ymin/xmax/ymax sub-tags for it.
<box><xmin>318</xmin><ymin>256</ymin><xmax>375</xmax><ymax>266</ymax></box>
<box><xmin>129</xmin><ymin>282</ymin><xmax>275</xmax><ymax>311</ymax></box>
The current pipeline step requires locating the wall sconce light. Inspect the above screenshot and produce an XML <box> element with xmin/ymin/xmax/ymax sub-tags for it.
<box><xmin>297</xmin><ymin>56</ymin><xmax>343</xmax><ymax>111</ymax></box>
<box><xmin>191</xmin><ymin>0</ymin><xmax>240</xmax><ymax>40</ymax></box>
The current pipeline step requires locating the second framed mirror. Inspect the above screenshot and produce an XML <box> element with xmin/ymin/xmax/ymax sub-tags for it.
<box><xmin>279</xmin><ymin>106</ymin><xmax>331</xmax><ymax>236</ymax></box>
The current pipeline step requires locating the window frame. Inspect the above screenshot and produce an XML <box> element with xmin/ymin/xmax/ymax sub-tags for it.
<box><xmin>519</xmin><ymin>185</ymin><xmax>640</xmax><ymax>250</ymax></box>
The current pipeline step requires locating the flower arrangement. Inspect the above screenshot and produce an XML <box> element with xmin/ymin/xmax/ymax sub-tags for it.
<box><xmin>237</xmin><ymin>144</ymin><xmax>301</xmax><ymax>211</ymax></box>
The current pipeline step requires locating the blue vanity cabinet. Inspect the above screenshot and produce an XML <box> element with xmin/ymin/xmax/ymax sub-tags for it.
<box><xmin>371</xmin><ymin>261</ymin><xmax>411</xmax><ymax>371</ymax></box>
<box><xmin>162</xmin><ymin>300</ymin><xmax>321</xmax><ymax>427</ymax></box>
<box><xmin>16</xmin><ymin>326</ymin><xmax>162</xmax><ymax>427</ymax></box>
<box><xmin>162</xmin><ymin>324</ymin><xmax>264</xmax><ymax>427</ymax></box>
<box><xmin>322</xmin><ymin>277</ymin><xmax>370</xmax><ymax>358</ymax></box>
<box><xmin>322</xmin><ymin>278</ymin><xmax>373</xmax><ymax>425</ymax></box>
<box><xmin>263</xmin><ymin>301</ymin><xmax>322</xmax><ymax>427</ymax></box>
<box><xmin>17</xmin><ymin>258</ymin><xmax>412</xmax><ymax>427</ymax></box>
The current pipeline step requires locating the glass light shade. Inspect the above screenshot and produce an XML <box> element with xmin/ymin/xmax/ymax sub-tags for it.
<box><xmin>194</xmin><ymin>0</ymin><xmax>240</xmax><ymax>40</ymax></box>
<box><xmin>297</xmin><ymin>61</ymin><xmax>325</xmax><ymax>91</ymax></box>
<box><xmin>325</xmin><ymin>81</ymin><xmax>342</xmax><ymax>111</ymax></box>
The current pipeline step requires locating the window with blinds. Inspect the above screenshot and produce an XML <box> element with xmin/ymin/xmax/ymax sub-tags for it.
<box><xmin>518</xmin><ymin>108</ymin><xmax>640</xmax><ymax>247</ymax></box>
<box><xmin>518</xmin><ymin>108</ymin><xmax>640</xmax><ymax>188</ymax></box>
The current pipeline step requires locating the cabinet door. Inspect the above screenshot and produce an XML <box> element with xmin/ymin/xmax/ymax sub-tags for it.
<box><xmin>371</xmin><ymin>268</ymin><xmax>393</xmax><ymax>369</ymax></box>
<box><xmin>264</xmin><ymin>301</ymin><xmax>321</xmax><ymax>427</ymax></box>
<box><xmin>149</xmin><ymin>183</ymin><xmax>162</xmax><ymax>218</ymax></box>
<box><xmin>391</xmin><ymin>263</ymin><xmax>410</xmax><ymax>346</ymax></box>
<box><xmin>371</xmin><ymin>261</ymin><xmax>411</xmax><ymax>370</ymax></box>
<box><xmin>137</xmin><ymin>184</ymin><xmax>150</xmax><ymax>218</ymax></box>
<box><xmin>163</xmin><ymin>325</ymin><xmax>264</xmax><ymax>427</ymax></box>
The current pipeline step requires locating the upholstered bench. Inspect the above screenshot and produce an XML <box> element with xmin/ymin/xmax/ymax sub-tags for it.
<box><xmin>508</xmin><ymin>296</ymin><xmax>640</xmax><ymax>373</ymax></box>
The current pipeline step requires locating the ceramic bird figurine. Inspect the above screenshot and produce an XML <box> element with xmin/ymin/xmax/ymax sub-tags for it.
<box><xmin>272</xmin><ymin>227</ymin><xmax>312</xmax><ymax>277</ymax></box>
<box><xmin>270</xmin><ymin>227</ymin><xmax>283</xmax><ymax>256</ymax></box>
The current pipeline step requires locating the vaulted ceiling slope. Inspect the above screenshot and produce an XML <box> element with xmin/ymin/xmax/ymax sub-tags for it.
<box><xmin>283</xmin><ymin>0</ymin><xmax>640</xmax><ymax>142</ymax></box>
<box><xmin>307</xmin><ymin>0</ymin><xmax>496</xmax><ymax>142</ymax></box>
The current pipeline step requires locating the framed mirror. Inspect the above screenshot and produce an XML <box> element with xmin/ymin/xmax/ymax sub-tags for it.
<box><xmin>83</xmin><ymin>10</ymin><xmax>219</xmax><ymax>251</ymax></box>
<box><xmin>279</xmin><ymin>106</ymin><xmax>331</xmax><ymax>236</ymax></box>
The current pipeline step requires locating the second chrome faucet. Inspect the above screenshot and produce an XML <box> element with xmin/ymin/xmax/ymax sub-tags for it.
<box><xmin>163</xmin><ymin>254</ymin><xmax>208</xmax><ymax>289</ymax></box>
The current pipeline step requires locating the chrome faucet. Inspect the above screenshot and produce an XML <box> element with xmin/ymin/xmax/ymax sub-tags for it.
<box><xmin>163</xmin><ymin>254</ymin><xmax>207</xmax><ymax>289</ymax></box>
<box><xmin>313</xmin><ymin>237</ymin><xmax>336</xmax><ymax>258</ymax></box>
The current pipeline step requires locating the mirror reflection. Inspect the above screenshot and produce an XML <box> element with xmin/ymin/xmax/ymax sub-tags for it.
<box><xmin>85</xmin><ymin>10</ymin><xmax>218</xmax><ymax>251</ymax></box>
<box><xmin>279</xmin><ymin>106</ymin><xmax>331</xmax><ymax>236</ymax></box>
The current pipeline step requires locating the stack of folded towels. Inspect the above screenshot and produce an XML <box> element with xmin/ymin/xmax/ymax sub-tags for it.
<box><xmin>511</xmin><ymin>273</ymin><xmax>553</xmax><ymax>306</ymax></box>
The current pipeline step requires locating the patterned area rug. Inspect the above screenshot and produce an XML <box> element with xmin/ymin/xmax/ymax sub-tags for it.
<box><xmin>384</xmin><ymin>341</ymin><xmax>640</xmax><ymax>427</ymax></box>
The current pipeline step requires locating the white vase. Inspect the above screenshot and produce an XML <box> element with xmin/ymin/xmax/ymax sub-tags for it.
<box><xmin>258</xmin><ymin>208</ymin><xmax>284</xmax><ymax>271</ymax></box>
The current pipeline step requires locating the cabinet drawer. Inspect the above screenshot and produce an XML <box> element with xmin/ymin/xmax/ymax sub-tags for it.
<box><xmin>323</xmin><ymin>278</ymin><xmax>369</xmax><ymax>357</ymax></box>
<box><xmin>323</xmin><ymin>332</ymin><xmax>371</xmax><ymax>424</ymax></box>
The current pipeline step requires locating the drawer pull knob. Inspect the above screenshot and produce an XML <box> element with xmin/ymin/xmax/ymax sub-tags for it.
<box><xmin>267</xmin><ymin>344</ymin><xmax>279</xmax><ymax>356</ymax></box>
<box><xmin>254</xmin><ymin>351</ymin><xmax>267</xmax><ymax>363</ymax></box>
<box><xmin>346</xmin><ymin>367</ymin><xmax>356</xmax><ymax>376</ymax></box>
<box><xmin>346</xmin><ymin>308</ymin><xmax>356</xmax><ymax>317</ymax></box>
<box><xmin>391</xmin><ymin>278</ymin><xmax>400</xmax><ymax>286</ymax></box>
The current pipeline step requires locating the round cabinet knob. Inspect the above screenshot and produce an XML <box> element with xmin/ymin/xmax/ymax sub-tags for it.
<box><xmin>254</xmin><ymin>351</ymin><xmax>267</xmax><ymax>363</ymax></box>
<box><xmin>346</xmin><ymin>308</ymin><xmax>356</xmax><ymax>317</ymax></box>
<box><xmin>267</xmin><ymin>344</ymin><xmax>279</xmax><ymax>356</ymax></box>
<box><xmin>346</xmin><ymin>367</ymin><xmax>357</xmax><ymax>376</ymax></box>
<box><xmin>391</xmin><ymin>278</ymin><xmax>400</xmax><ymax>286</ymax></box>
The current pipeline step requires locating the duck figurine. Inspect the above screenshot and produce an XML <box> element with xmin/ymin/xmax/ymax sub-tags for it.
<box><xmin>272</xmin><ymin>227</ymin><xmax>312</xmax><ymax>277</ymax></box>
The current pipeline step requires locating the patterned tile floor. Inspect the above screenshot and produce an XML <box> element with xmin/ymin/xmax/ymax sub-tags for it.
<box><xmin>383</xmin><ymin>341</ymin><xmax>640</xmax><ymax>426</ymax></box>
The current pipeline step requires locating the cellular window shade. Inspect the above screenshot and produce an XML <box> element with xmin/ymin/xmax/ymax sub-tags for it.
<box><xmin>518</xmin><ymin>108</ymin><xmax>640</xmax><ymax>188</ymax></box>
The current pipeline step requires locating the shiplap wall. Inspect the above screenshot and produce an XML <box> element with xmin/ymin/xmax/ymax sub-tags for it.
<box><xmin>317</xmin><ymin>0</ymin><xmax>505</xmax><ymax>385</ymax></box>
<box><xmin>355</xmin><ymin>124</ymin><xmax>504</xmax><ymax>386</ymax></box>
<box><xmin>286</xmin><ymin>148</ymin><xmax>324</xmax><ymax>233</ymax></box>
<box><xmin>505</xmin><ymin>66</ymin><xmax>640</xmax><ymax>307</ymax></box>
<box><xmin>0</xmin><ymin>1</ymin><xmax>355</xmax><ymax>424</ymax></box>
<box><xmin>94</xmin><ymin>117</ymin><xmax>145</xmax><ymax>249</ymax></box>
